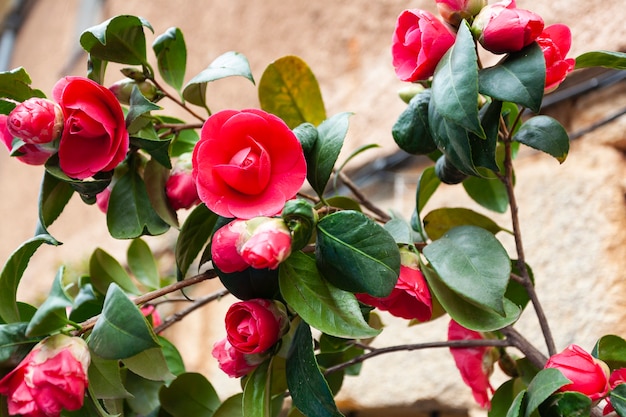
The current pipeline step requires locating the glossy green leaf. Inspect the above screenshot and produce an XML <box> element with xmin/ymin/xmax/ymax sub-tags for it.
<box><xmin>0</xmin><ymin>234</ymin><xmax>56</xmax><ymax>323</ymax></box>
<box><xmin>392</xmin><ymin>89</ymin><xmax>436</xmax><ymax>155</ymax></box>
<box><xmin>431</xmin><ymin>22</ymin><xmax>484</xmax><ymax>138</ymax></box>
<box><xmin>538</xmin><ymin>391</ymin><xmax>592</xmax><ymax>417</ymax></box>
<box><xmin>470</xmin><ymin>99</ymin><xmax>502</xmax><ymax>172</ymax></box>
<box><xmin>282</xmin><ymin>199</ymin><xmax>317</xmax><ymax>252</ymax></box>
<box><xmin>479</xmin><ymin>43</ymin><xmax>545</xmax><ymax>113</ymax></box>
<box><xmin>524</xmin><ymin>368</ymin><xmax>572</xmax><ymax>417</ymax></box>
<box><xmin>218</xmin><ymin>266</ymin><xmax>280</xmax><ymax>301</ymax></box>
<box><xmin>144</xmin><ymin>158</ymin><xmax>179</xmax><ymax>228</ymax></box>
<box><xmin>293</xmin><ymin>122</ymin><xmax>318</xmax><ymax>155</ymax></box>
<box><xmin>316</xmin><ymin>210</ymin><xmax>400</xmax><ymax>297</ymax></box>
<box><xmin>214</xmin><ymin>394</ymin><xmax>243</xmax><ymax>417</ymax></box>
<box><xmin>592</xmin><ymin>334</ymin><xmax>626</xmax><ymax>369</ymax></box>
<box><xmin>158</xmin><ymin>336</ymin><xmax>186</xmax><ymax>376</ymax></box>
<box><xmin>242</xmin><ymin>360</ymin><xmax>272</xmax><ymax>417</ymax></box>
<box><xmin>80</xmin><ymin>15</ymin><xmax>153</xmax><ymax>65</ymax></box>
<box><xmin>159</xmin><ymin>372</ymin><xmax>220</xmax><ymax>417</ymax></box>
<box><xmin>88</xmin><ymin>284</ymin><xmax>160</xmax><ymax>359</ymax></box>
<box><xmin>183</xmin><ymin>51</ymin><xmax>254</xmax><ymax>107</ymax></box>
<box><xmin>463</xmin><ymin>171</ymin><xmax>509</xmax><ymax>213</ymax></box>
<box><xmin>153</xmin><ymin>27</ymin><xmax>187</xmax><ymax>93</ymax></box>
<box><xmin>505</xmin><ymin>390</ymin><xmax>525</xmax><ymax>417</ymax></box>
<box><xmin>506</xmin><ymin>261</ymin><xmax>534</xmax><ymax>312</ymax></box>
<box><xmin>279</xmin><ymin>251</ymin><xmax>380</xmax><ymax>339</ymax></box>
<box><xmin>321</xmin><ymin>196</ymin><xmax>361</xmax><ymax>212</ymax></box>
<box><xmin>44</xmin><ymin>155</ymin><xmax>112</xmax><ymax>204</ymax></box>
<box><xmin>513</xmin><ymin>116</ymin><xmax>569</xmax><ymax>163</ymax></box>
<box><xmin>126</xmin><ymin>86</ymin><xmax>161</xmax><ymax>129</ymax></box>
<box><xmin>575</xmin><ymin>50</ymin><xmax>626</xmax><ymax>70</ymax></box>
<box><xmin>123</xmin><ymin>347</ymin><xmax>175</xmax><ymax>381</ymax></box>
<box><xmin>86</xmin><ymin>56</ymin><xmax>107</xmax><ymax>85</ymax></box>
<box><xmin>609</xmin><ymin>384</ymin><xmax>626</xmax><ymax>417</ymax></box>
<box><xmin>414</xmin><ymin>166</ymin><xmax>440</xmax><ymax>234</ymax></box>
<box><xmin>489</xmin><ymin>379</ymin><xmax>522</xmax><ymax>417</ymax></box>
<box><xmin>175</xmin><ymin>204</ymin><xmax>218</xmax><ymax>279</ymax></box>
<box><xmin>0</xmin><ymin>67</ymin><xmax>45</xmax><ymax>113</ymax></box>
<box><xmin>258</xmin><ymin>55</ymin><xmax>326</xmax><ymax>129</ymax></box>
<box><xmin>424</xmin><ymin>207</ymin><xmax>503</xmax><ymax>241</ymax></box>
<box><xmin>128</xmin><ymin>238</ymin><xmax>159</xmax><ymax>290</ymax></box>
<box><xmin>35</xmin><ymin>171</ymin><xmax>74</xmax><ymax>241</ymax></box>
<box><xmin>384</xmin><ymin>218</ymin><xmax>419</xmax><ymax>245</ymax></box>
<box><xmin>88</xmin><ymin>354</ymin><xmax>132</xmax><ymax>399</ymax></box>
<box><xmin>307</xmin><ymin>112</ymin><xmax>351</xmax><ymax>197</ymax></box>
<box><xmin>286</xmin><ymin>321</ymin><xmax>344</xmax><ymax>417</ymax></box>
<box><xmin>68</xmin><ymin>282</ymin><xmax>103</xmax><ymax>323</ymax></box>
<box><xmin>124</xmin><ymin>370</ymin><xmax>163</xmax><ymax>415</ymax></box>
<box><xmin>107</xmin><ymin>168</ymin><xmax>170</xmax><ymax>239</ymax></box>
<box><xmin>26</xmin><ymin>267</ymin><xmax>72</xmax><ymax>337</ymax></box>
<box><xmin>89</xmin><ymin>247</ymin><xmax>140</xmax><ymax>296</ymax></box>
<box><xmin>0</xmin><ymin>323</ymin><xmax>37</xmax><ymax>374</ymax></box>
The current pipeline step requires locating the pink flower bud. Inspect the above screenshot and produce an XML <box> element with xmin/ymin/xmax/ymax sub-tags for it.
<box><xmin>7</xmin><ymin>98</ymin><xmax>63</xmax><ymax>145</ymax></box>
<box><xmin>356</xmin><ymin>248</ymin><xmax>432</xmax><ymax>321</ymax></box>
<box><xmin>225</xmin><ymin>299</ymin><xmax>289</xmax><ymax>354</ymax></box>
<box><xmin>448</xmin><ymin>320</ymin><xmax>496</xmax><ymax>409</ymax></box>
<box><xmin>544</xmin><ymin>344</ymin><xmax>610</xmax><ymax>401</ymax></box>
<box><xmin>96</xmin><ymin>186</ymin><xmax>112</xmax><ymax>213</ymax></box>
<box><xmin>0</xmin><ymin>114</ymin><xmax>56</xmax><ymax>166</ymax></box>
<box><xmin>536</xmin><ymin>24</ymin><xmax>575</xmax><ymax>92</ymax></box>
<box><xmin>166</xmin><ymin>171</ymin><xmax>200</xmax><ymax>211</ymax></box>
<box><xmin>471</xmin><ymin>0</ymin><xmax>544</xmax><ymax>54</ymax></box>
<box><xmin>211</xmin><ymin>338</ymin><xmax>267</xmax><ymax>378</ymax></box>
<box><xmin>239</xmin><ymin>217</ymin><xmax>292</xmax><ymax>270</ymax></box>
<box><xmin>436</xmin><ymin>0</ymin><xmax>487</xmax><ymax>27</ymax></box>
<box><xmin>211</xmin><ymin>220</ymin><xmax>250</xmax><ymax>273</ymax></box>
<box><xmin>0</xmin><ymin>334</ymin><xmax>90</xmax><ymax>417</ymax></box>
<box><xmin>140</xmin><ymin>304</ymin><xmax>163</xmax><ymax>328</ymax></box>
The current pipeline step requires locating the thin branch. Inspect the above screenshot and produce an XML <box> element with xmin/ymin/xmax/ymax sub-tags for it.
<box><xmin>154</xmin><ymin>122</ymin><xmax>204</xmax><ymax>133</ymax></box>
<box><xmin>499</xmin><ymin>326</ymin><xmax>548</xmax><ymax>369</ymax></box>
<box><xmin>154</xmin><ymin>288</ymin><xmax>230</xmax><ymax>334</ymax></box>
<box><xmin>149</xmin><ymin>77</ymin><xmax>207</xmax><ymax>123</ymax></box>
<box><xmin>337</xmin><ymin>171</ymin><xmax>391</xmax><ymax>222</ymax></box>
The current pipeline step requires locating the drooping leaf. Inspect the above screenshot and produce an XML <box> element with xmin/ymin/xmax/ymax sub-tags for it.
<box><xmin>592</xmin><ymin>334</ymin><xmax>626</xmax><ymax>369</ymax></box>
<box><xmin>463</xmin><ymin>171</ymin><xmax>509</xmax><ymax>213</ymax></box>
<box><xmin>175</xmin><ymin>204</ymin><xmax>218</xmax><ymax>279</ymax></box>
<box><xmin>35</xmin><ymin>170</ymin><xmax>74</xmax><ymax>241</ymax></box>
<box><xmin>479</xmin><ymin>43</ymin><xmax>545</xmax><ymax>113</ymax></box>
<box><xmin>0</xmin><ymin>67</ymin><xmax>45</xmax><ymax>114</ymax></box>
<box><xmin>0</xmin><ymin>234</ymin><xmax>57</xmax><ymax>323</ymax></box>
<box><xmin>127</xmin><ymin>238</ymin><xmax>159</xmax><ymax>290</ymax></box>
<box><xmin>89</xmin><ymin>247</ymin><xmax>141</xmax><ymax>296</ymax></box>
<box><xmin>423</xmin><ymin>208</ymin><xmax>504</xmax><ymax>240</ymax></box>
<box><xmin>0</xmin><ymin>323</ymin><xmax>37</xmax><ymax>374</ymax></box>
<box><xmin>513</xmin><ymin>116</ymin><xmax>569</xmax><ymax>163</ymax></box>
<box><xmin>392</xmin><ymin>89</ymin><xmax>437</xmax><ymax>155</ymax></box>
<box><xmin>152</xmin><ymin>27</ymin><xmax>187</xmax><ymax>93</ymax></box>
<box><xmin>88</xmin><ymin>284</ymin><xmax>160</xmax><ymax>359</ymax></box>
<box><xmin>315</xmin><ymin>210</ymin><xmax>400</xmax><ymax>297</ymax></box>
<box><xmin>242</xmin><ymin>360</ymin><xmax>272</xmax><ymax>417</ymax></box>
<box><xmin>538</xmin><ymin>391</ymin><xmax>592</xmax><ymax>417</ymax></box>
<box><xmin>524</xmin><ymin>368</ymin><xmax>572</xmax><ymax>417</ymax></box>
<box><xmin>88</xmin><ymin>354</ymin><xmax>132</xmax><ymax>400</ymax></box>
<box><xmin>258</xmin><ymin>55</ymin><xmax>326</xmax><ymax>129</ymax></box>
<box><xmin>80</xmin><ymin>15</ymin><xmax>153</xmax><ymax>66</ymax></box>
<box><xmin>575</xmin><ymin>50</ymin><xmax>626</xmax><ymax>70</ymax></box>
<box><xmin>68</xmin><ymin>281</ymin><xmax>104</xmax><ymax>323</ymax></box>
<box><xmin>307</xmin><ymin>112</ymin><xmax>351</xmax><ymax>197</ymax></box>
<box><xmin>279</xmin><ymin>251</ymin><xmax>380</xmax><ymax>339</ymax></box>
<box><xmin>286</xmin><ymin>321</ymin><xmax>344</xmax><ymax>417</ymax></box>
<box><xmin>126</xmin><ymin>86</ymin><xmax>162</xmax><ymax>129</ymax></box>
<box><xmin>26</xmin><ymin>267</ymin><xmax>72</xmax><ymax>337</ymax></box>
<box><xmin>183</xmin><ymin>51</ymin><xmax>254</xmax><ymax>107</ymax></box>
<box><xmin>422</xmin><ymin>225</ymin><xmax>511</xmax><ymax>315</ymax></box>
<box><xmin>159</xmin><ymin>372</ymin><xmax>220</xmax><ymax>417</ymax></box>
<box><xmin>122</xmin><ymin>347</ymin><xmax>175</xmax><ymax>381</ymax></box>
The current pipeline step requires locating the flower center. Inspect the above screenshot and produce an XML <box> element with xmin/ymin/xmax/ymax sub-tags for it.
<box><xmin>214</xmin><ymin>139</ymin><xmax>271</xmax><ymax>195</ymax></box>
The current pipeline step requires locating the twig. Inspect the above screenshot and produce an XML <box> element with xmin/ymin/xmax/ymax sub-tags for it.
<box><xmin>337</xmin><ymin>171</ymin><xmax>391</xmax><ymax>222</ymax></box>
<box><xmin>154</xmin><ymin>288</ymin><xmax>230</xmax><ymax>334</ymax></box>
<box><xmin>499</xmin><ymin>326</ymin><xmax>548</xmax><ymax>369</ymax></box>
<box><xmin>148</xmin><ymin>77</ymin><xmax>207</xmax><ymax>123</ymax></box>
<box><xmin>154</xmin><ymin>122</ymin><xmax>204</xmax><ymax>133</ymax></box>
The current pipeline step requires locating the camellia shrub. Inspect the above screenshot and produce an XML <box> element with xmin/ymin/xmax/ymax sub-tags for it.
<box><xmin>0</xmin><ymin>1</ymin><xmax>625</xmax><ymax>416</ymax></box>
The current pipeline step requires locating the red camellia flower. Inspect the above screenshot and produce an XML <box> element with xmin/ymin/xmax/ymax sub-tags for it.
<box><xmin>53</xmin><ymin>76</ymin><xmax>129</xmax><ymax>179</ymax></box>
<box><xmin>392</xmin><ymin>9</ymin><xmax>456</xmax><ymax>82</ymax></box>
<box><xmin>471</xmin><ymin>0</ymin><xmax>544</xmax><ymax>54</ymax></box>
<box><xmin>165</xmin><ymin>171</ymin><xmax>200</xmax><ymax>211</ymax></box>
<box><xmin>544</xmin><ymin>344</ymin><xmax>610</xmax><ymax>401</ymax></box>
<box><xmin>225</xmin><ymin>299</ymin><xmax>288</xmax><ymax>355</ymax></box>
<box><xmin>6</xmin><ymin>98</ymin><xmax>63</xmax><ymax>145</ymax></box>
<box><xmin>356</xmin><ymin>248</ymin><xmax>432</xmax><ymax>322</ymax></box>
<box><xmin>603</xmin><ymin>368</ymin><xmax>626</xmax><ymax>415</ymax></box>
<box><xmin>0</xmin><ymin>114</ymin><xmax>56</xmax><ymax>165</ymax></box>
<box><xmin>211</xmin><ymin>220</ymin><xmax>250</xmax><ymax>273</ymax></box>
<box><xmin>192</xmin><ymin>109</ymin><xmax>307</xmax><ymax>219</ymax></box>
<box><xmin>448</xmin><ymin>320</ymin><xmax>496</xmax><ymax>409</ymax></box>
<box><xmin>140</xmin><ymin>304</ymin><xmax>163</xmax><ymax>328</ymax></box>
<box><xmin>436</xmin><ymin>0</ymin><xmax>486</xmax><ymax>27</ymax></box>
<box><xmin>536</xmin><ymin>24</ymin><xmax>575</xmax><ymax>92</ymax></box>
<box><xmin>0</xmin><ymin>334</ymin><xmax>90</xmax><ymax>417</ymax></box>
<box><xmin>239</xmin><ymin>217</ymin><xmax>292</xmax><ymax>270</ymax></box>
<box><xmin>211</xmin><ymin>338</ymin><xmax>267</xmax><ymax>378</ymax></box>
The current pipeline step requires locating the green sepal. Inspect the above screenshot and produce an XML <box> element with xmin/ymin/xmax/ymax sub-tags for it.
<box><xmin>282</xmin><ymin>199</ymin><xmax>317</xmax><ymax>251</ymax></box>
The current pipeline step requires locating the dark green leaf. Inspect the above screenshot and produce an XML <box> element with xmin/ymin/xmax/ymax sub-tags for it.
<box><xmin>35</xmin><ymin>171</ymin><xmax>74</xmax><ymax>241</ymax></box>
<box><xmin>124</xmin><ymin>370</ymin><xmax>163</xmax><ymax>415</ymax></box>
<box><xmin>123</xmin><ymin>347</ymin><xmax>175</xmax><ymax>381</ymax></box>
<box><xmin>0</xmin><ymin>234</ymin><xmax>56</xmax><ymax>323</ymax></box>
<box><xmin>88</xmin><ymin>284</ymin><xmax>160</xmax><ymax>359</ymax></box>
<box><xmin>44</xmin><ymin>155</ymin><xmax>112</xmax><ymax>204</ymax></box>
<box><xmin>26</xmin><ymin>267</ymin><xmax>72</xmax><ymax>337</ymax></box>
<box><xmin>392</xmin><ymin>89</ymin><xmax>437</xmax><ymax>155</ymax></box>
<box><xmin>575</xmin><ymin>51</ymin><xmax>626</xmax><ymax>70</ymax></box>
<box><xmin>126</xmin><ymin>86</ymin><xmax>161</xmax><ymax>128</ymax></box>
<box><xmin>107</xmin><ymin>168</ymin><xmax>170</xmax><ymax>239</ymax></box>
<box><xmin>80</xmin><ymin>15</ymin><xmax>153</xmax><ymax>66</ymax></box>
<box><xmin>0</xmin><ymin>67</ymin><xmax>45</xmax><ymax>113</ymax></box>
<box><xmin>68</xmin><ymin>282</ymin><xmax>103</xmax><ymax>323</ymax></box>
<box><xmin>258</xmin><ymin>55</ymin><xmax>326</xmax><ymax>129</ymax></box>
<box><xmin>158</xmin><ymin>336</ymin><xmax>186</xmax><ymax>376</ymax></box>
<box><xmin>592</xmin><ymin>335</ymin><xmax>626</xmax><ymax>369</ymax></box>
<box><xmin>89</xmin><ymin>247</ymin><xmax>141</xmax><ymax>296</ymax></box>
<box><xmin>479</xmin><ymin>43</ymin><xmax>545</xmax><ymax>112</ymax></box>
<box><xmin>505</xmin><ymin>390</ymin><xmax>526</xmax><ymax>417</ymax></box>
<box><xmin>489</xmin><ymin>379</ymin><xmax>522</xmax><ymax>417</ymax></box>
<box><xmin>214</xmin><ymin>394</ymin><xmax>243</xmax><ymax>417</ymax></box>
<box><xmin>159</xmin><ymin>372</ymin><xmax>220</xmax><ymax>417</ymax></box>
<box><xmin>513</xmin><ymin>116</ymin><xmax>569</xmax><ymax>163</ymax></box>
<box><xmin>470</xmin><ymin>99</ymin><xmax>502</xmax><ymax>172</ymax></box>
<box><xmin>279</xmin><ymin>252</ymin><xmax>380</xmax><ymax>339</ymax></box>
<box><xmin>242</xmin><ymin>360</ymin><xmax>272</xmax><ymax>417</ymax></box>
<box><xmin>144</xmin><ymin>158</ymin><xmax>179</xmax><ymax>228</ymax></box>
<box><xmin>610</xmin><ymin>384</ymin><xmax>626</xmax><ymax>417</ymax></box>
<box><xmin>88</xmin><ymin>354</ymin><xmax>132</xmax><ymax>399</ymax></box>
<box><xmin>0</xmin><ymin>323</ymin><xmax>37</xmax><ymax>374</ymax></box>
<box><xmin>505</xmin><ymin>261</ymin><xmax>533</xmax><ymax>312</ymax></box>
<box><xmin>415</xmin><ymin>166</ymin><xmax>441</xmax><ymax>231</ymax></box>
<box><xmin>429</xmin><ymin>103</ymin><xmax>478</xmax><ymax>176</ymax></box>
<box><xmin>423</xmin><ymin>207</ymin><xmax>504</xmax><ymax>240</ymax></box>
<box><xmin>293</xmin><ymin>122</ymin><xmax>318</xmax><ymax>156</ymax></box>
<box><xmin>422</xmin><ymin>225</ymin><xmax>511</xmax><ymax>315</ymax></box>
<box><xmin>307</xmin><ymin>112</ymin><xmax>351</xmax><ymax>197</ymax></box>
<box><xmin>463</xmin><ymin>171</ymin><xmax>509</xmax><ymax>213</ymax></box>
<box><xmin>524</xmin><ymin>368</ymin><xmax>572</xmax><ymax>417</ymax></box>
<box><xmin>128</xmin><ymin>238</ymin><xmax>159</xmax><ymax>290</ymax></box>
<box><xmin>286</xmin><ymin>321</ymin><xmax>344</xmax><ymax>417</ymax></box>
<box><xmin>183</xmin><ymin>51</ymin><xmax>254</xmax><ymax>107</ymax></box>
<box><xmin>316</xmin><ymin>210</ymin><xmax>400</xmax><ymax>297</ymax></box>
<box><xmin>175</xmin><ymin>204</ymin><xmax>218</xmax><ymax>279</ymax></box>
<box><xmin>538</xmin><ymin>391</ymin><xmax>592</xmax><ymax>417</ymax></box>
<box><xmin>153</xmin><ymin>27</ymin><xmax>187</xmax><ymax>93</ymax></box>
<box><xmin>218</xmin><ymin>266</ymin><xmax>280</xmax><ymax>301</ymax></box>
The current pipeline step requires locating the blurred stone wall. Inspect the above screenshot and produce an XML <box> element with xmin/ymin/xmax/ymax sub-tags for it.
<box><xmin>0</xmin><ymin>1</ymin><xmax>625</xmax><ymax>415</ymax></box>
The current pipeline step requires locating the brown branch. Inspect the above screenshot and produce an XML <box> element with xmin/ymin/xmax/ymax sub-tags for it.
<box><xmin>148</xmin><ymin>77</ymin><xmax>207</xmax><ymax>122</ymax></box>
<box><xmin>499</xmin><ymin>326</ymin><xmax>548</xmax><ymax>369</ymax></box>
<box><xmin>154</xmin><ymin>288</ymin><xmax>230</xmax><ymax>334</ymax></box>
<box><xmin>337</xmin><ymin>171</ymin><xmax>391</xmax><ymax>223</ymax></box>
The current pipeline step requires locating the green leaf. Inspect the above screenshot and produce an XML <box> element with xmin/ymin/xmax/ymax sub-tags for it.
<box><xmin>423</xmin><ymin>225</ymin><xmax>511</xmax><ymax>315</ymax></box>
<box><xmin>144</xmin><ymin>158</ymin><xmax>179</xmax><ymax>228</ymax></box>
<box><xmin>414</xmin><ymin>166</ymin><xmax>441</xmax><ymax>234</ymax></box>
<box><xmin>107</xmin><ymin>168</ymin><xmax>170</xmax><ymax>239</ymax></box>
<box><xmin>183</xmin><ymin>51</ymin><xmax>254</xmax><ymax>107</ymax></box>
<box><xmin>159</xmin><ymin>372</ymin><xmax>220</xmax><ymax>417</ymax></box>
<box><xmin>0</xmin><ymin>67</ymin><xmax>45</xmax><ymax>113</ymax></box>
<box><xmin>122</xmin><ymin>347</ymin><xmax>175</xmax><ymax>381</ymax></box>
<box><xmin>538</xmin><ymin>391</ymin><xmax>592</xmax><ymax>417</ymax></box>
<box><xmin>153</xmin><ymin>27</ymin><xmax>187</xmax><ymax>93</ymax></box>
<box><xmin>513</xmin><ymin>116</ymin><xmax>570</xmax><ymax>163</ymax></box>
<box><xmin>463</xmin><ymin>171</ymin><xmax>509</xmax><ymax>213</ymax></box>
<box><xmin>124</xmin><ymin>370</ymin><xmax>163</xmax><ymax>415</ymax></box>
<box><xmin>431</xmin><ymin>22</ymin><xmax>484</xmax><ymax>138</ymax></box>
<box><xmin>26</xmin><ymin>267</ymin><xmax>72</xmax><ymax>337</ymax></box>
<box><xmin>158</xmin><ymin>336</ymin><xmax>186</xmax><ymax>376</ymax></box>
<box><xmin>489</xmin><ymin>379</ymin><xmax>522</xmax><ymax>417</ymax></box>
<box><xmin>470</xmin><ymin>99</ymin><xmax>502</xmax><ymax>172</ymax></box>
<box><xmin>424</xmin><ymin>208</ymin><xmax>504</xmax><ymax>241</ymax></box>
<box><xmin>258</xmin><ymin>55</ymin><xmax>326</xmax><ymax>129</ymax></box>
<box><xmin>592</xmin><ymin>334</ymin><xmax>626</xmax><ymax>369</ymax></box>
<box><xmin>307</xmin><ymin>112</ymin><xmax>351</xmax><ymax>197</ymax></box>
<box><xmin>44</xmin><ymin>155</ymin><xmax>112</xmax><ymax>204</ymax></box>
<box><xmin>0</xmin><ymin>323</ymin><xmax>37</xmax><ymax>374</ymax></box>
<box><xmin>127</xmin><ymin>238</ymin><xmax>159</xmax><ymax>290</ymax></box>
<box><xmin>80</xmin><ymin>15</ymin><xmax>153</xmax><ymax>66</ymax></box>
<box><xmin>0</xmin><ymin>234</ymin><xmax>57</xmax><ymax>323</ymax></box>
<box><xmin>610</xmin><ymin>384</ymin><xmax>626</xmax><ymax>417</ymax></box>
<box><xmin>242</xmin><ymin>360</ymin><xmax>272</xmax><ymax>417</ymax></box>
<box><xmin>68</xmin><ymin>282</ymin><xmax>104</xmax><ymax>323</ymax></box>
<box><xmin>286</xmin><ymin>321</ymin><xmax>344</xmax><ymax>417</ymax></box>
<box><xmin>214</xmin><ymin>394</ymin><xmax>243</xmax><ymax>417</ymax></box>
<box><xmin>279</xmin><ymin>252</ymin><xmax>380</xmax><ymax>339</ymax></box>
<box><xmin>392</xmin><ymin>89</ymin><xmax>437</xmax><ymax>155</ymax></box>
<box><xmin>35</xmin><ymin>171</ymin><xmax>74</xmax><ymax>241</ymax></box>
<box><xmin>126</xmin><ymin>86</ymin><xmax>161</xmax><ymax>128</ymax></box>
<box><xmin>479</xmin><ymin>43</ymin><xmax>545</xmax><ymax>113</ymax></box>
<box><xmin>88</xmin><ymin>284</ymin><xmax>160</xmax><ymax>359</ymax></box>
<box><xmin>88</xmin><ymin>354</ymin><xmax>133</xmax><ymax>399</ymax></box>
<box><xmin>175</xmin><ymin>204</ymin><xmax>218</xmax><ymax>279</ymax></box>
<box><xmin>524</xmin><ymin>368</ymin><xmax>572</xmax><ymax>417</ymax></box>
<box><xmin>428</xmin><ymin>103</ymin><xmax>477</xmax><ymax>176</ymax></box>
<box><xmin>506</xmin><ymin>390</ymin><xmax>526</xmax><ymax>417</ymax></box>
<box><xmin>293</xmin><ymin>122</ymin><xmax>318</xmax><ymax>155</ymax></box>
<box><xmin>575</xmin><ymin>50</ymin><xmax>626</xmax><ymax>70</ymax></box>
<box><xmin>281</xmin><ymin>199</ymin><xmax>317</xmax><ymax>252</ymax></box>
<box><xmin>316</xmin><ymin>210</ymin><xmax>400</xmax><ymax>297</ymax></box>
<box><xmin>89</xmin><ymin>247</ymin><xmax>141</xmax><ymax>296</ymax></box>
<box><xmin>384</xmin><ymin>218</ymin><xmax>419</xmax><ymax>245</ymax></box>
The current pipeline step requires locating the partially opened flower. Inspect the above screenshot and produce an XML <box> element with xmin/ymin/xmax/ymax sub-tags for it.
<box><xmin>211</xmin><ymin>338</ymin><xmax>267</xmax><ymax>378</ymax></box>
<box><xmin>436</xmin><ymin>0</ymin><xmax>487</xmax><ymax>27</ymax></box>
<box><xmin>6</xmin><ymin>98</ymin><xmax>63</xmax><ymax>145</ymax></box>
<box><xmin>225</xmin><ymin>299</ymin><xmax>289</xmax><ymax>355</ymax></box>
<box><xmin>0</xmin><ymin>114</ymin><xmax>56</xmax><ymax>165</ymax></box>
<box><xmin>536</xmin><ymin>24</ymin><xmax>575</xmax><ymax>92</ymax></box>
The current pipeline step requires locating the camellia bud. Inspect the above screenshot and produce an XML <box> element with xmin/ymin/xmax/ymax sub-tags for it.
<box><xmin>109</xmin><ymin>78</ymin><xmax>158</xmax><ymax>105</ymax></box>
<box><xmin>211</xmin><ymin>338</ymin><xmax>267</xmax><ymax>378</ymax></box>
<box><xmin>166</xmin><ymin>153</ymin><xmax>200</xmax><ymax>211</ymax></box>
<box><xmin>239</xmin><ymin>217</ymin><xmax>292</xmax><ymax>270</ymax></box>
<box><xmin>7</xmin><ymin>98</ymin><xmax>63</xmax><ymax>145</ymax></box>
<box><xmin>0</xmin><ymin>114</ymin><xmax>56</xmax><ymax>165</ymax></box>
<box><xmin>211</xmin><ymin>220</ymin><xmax>250</xmax><ymax>273</ymax></box>
<box><xmin>436</xmin><ymin>0</ymin><xmax>487</xmax><ymax>27</ymax></box>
